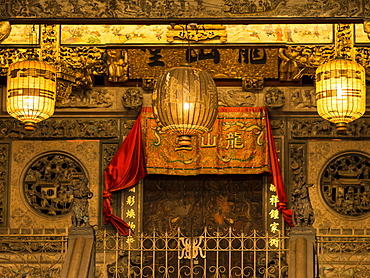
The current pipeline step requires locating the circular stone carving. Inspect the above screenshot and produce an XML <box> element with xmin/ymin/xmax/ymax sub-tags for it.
<box><xmin>24</xmin><ymin>153</ymin><xmax>87</xmax><ymax>216</ymax></box>
<box><xmin>321</xmin><ymin>153</ymin><xmax>370</xmax><ymax>217</ymax></box>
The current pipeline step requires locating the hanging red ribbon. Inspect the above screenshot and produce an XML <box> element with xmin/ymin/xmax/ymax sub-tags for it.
<box><xmin>103</xmin><ymin>114</ymin><xmax>148</xmax><ymax>235</ymax></box>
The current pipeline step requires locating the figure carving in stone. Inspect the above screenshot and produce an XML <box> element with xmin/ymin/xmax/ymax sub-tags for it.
<box><xmin>292</xmin><ymin>181</ymin><xmax>315</xmax><ymax>227</ymax></box>
<box><xmin>70</xmin><ymin>177</ymin><xmax>93</xmax><ymax>227</ymax></box>
<box><xmin>107</xmin><ymin>49</ymin><xmax>129</xmax><ymax>83</ymax></box>
<box><xmin>122</xmin><ymin>88</ymin><xmax>143</xmax><ymax>110</ymax></box>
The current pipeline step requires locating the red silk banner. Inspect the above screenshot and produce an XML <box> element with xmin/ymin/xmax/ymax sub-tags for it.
<box><xmin>103</xmin><ymin>114</ymin><xmax>148</xmax><ymax>235</ymax></box>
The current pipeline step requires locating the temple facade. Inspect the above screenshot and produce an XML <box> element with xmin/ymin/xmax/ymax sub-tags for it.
<box><xmin>1</xmin><ymin>2</ymin><xmax>370</xmax><ymax>277</ymax></box>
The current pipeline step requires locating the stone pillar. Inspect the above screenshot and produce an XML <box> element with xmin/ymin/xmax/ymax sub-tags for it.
<box><xmin>289</xmin><ymin>226</ymin><xmax>316</xmax><ymax>278</ymax></box>
<box><xmin>61</xmin><ymin>226</ymin><xmax>95</xmax><ymax>278</ymax></box>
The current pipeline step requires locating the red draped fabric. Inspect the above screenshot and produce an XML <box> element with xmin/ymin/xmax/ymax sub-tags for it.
<box><xmin>103</xmin><ymin>114</ymin><xmax>148</xmax><ymax>235</ymax></box>
<box><xmin>265</xmin><ymin>112</ymin><xmax>294</xmax><ymax>227</ymax></box>
<box><xmin>103</xmin><ymin>107</ymin><xmax>293</xmax><ymax>235</ymax></box>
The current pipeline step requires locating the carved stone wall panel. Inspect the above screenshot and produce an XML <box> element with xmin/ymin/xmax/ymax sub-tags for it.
<box><xmin>10</xmin><ymin>141</ymin><xmax>100</xmax><ymax>229</ymax></box>
<box><xmin>261</xmin><ymin>86</ymin><xmax>317</xmax><ymax>111</ymax></box>
<box><xmin>0</xmin><ymin>118</ymin><xmax>120</xmax><ymax>140</ymax></box>
<box><xmin>217</xmin><ymin>87</ymin><xmax>263</xmax><ymax>107</ymax></box>
<box><xmin>0</xmin><ymin>143</ymin><xmax>9</xmax><ymax>225</ymax></box>
<box><xmin>55</xmin><ymin>87</ymin><xmax>143</xmax><ymax>113</ymax></box>
<box><xmin>0</xmin><ymin>0</ymin><xmax>366</xmax><ymax>19</ymax></box>
<box><xmin>307</xmin><ymin>141</ymin><xmax>370</xmax><ymax>230</ymax></box>
<box><xmin>290</xmin><ymin>118</ymin><xmax>370</xmax><ymax>139</ymax></box>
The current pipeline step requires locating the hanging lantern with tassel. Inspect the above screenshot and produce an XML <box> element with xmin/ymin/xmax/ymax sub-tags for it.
<box><xmin>315</xmin><ymin>57</ymin><xmax>366</xmax><ymax>132</ymax></box>
<box><xmin>152</xmin><ymin>66</ymin><xmax>218</xmax><ymax>150</ymax></box>
<box><xmin>7</xmin><ymin>60</ymin><xmax>57</xmax><ymax>131</ymax></box>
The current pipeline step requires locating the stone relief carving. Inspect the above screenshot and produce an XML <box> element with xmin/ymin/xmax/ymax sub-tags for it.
<box><xmin>0</xmin><ymin>119</ymin><xmax>119</xmax><ymax>139</ymax></box>
<box><xmin>291</xmin><ymin>119</ymin><xmax>370</xmax><ymax>138</ymax></box>
<box><xmin>320</xmin><ymin>153</ymin><xmax>370</xmax><ymax>217</ymax></box>
<box><xmin>264</xmin><ymin>87</ymin><xmax>285</xmax><ymax>109</ymax></box>
<box><xmin>0</xmin><ymin>145</ymin><xmax>8</xmax><ymax>225</ymax></box>
<box><xmin>103</xmin><ymin>144</ymin><xmax>118</xmax><ymax>170</ymax></box>
<box><xmin>10</xmin><ymin>141</ymin><xmax>99</xmax><ymax>229</ymax></box>
<box><xmin>0</xmin><ymin>181</ymin><xmax>4</xmax><ymax>224</ymax></box>
<box><xmin>70</xmin><ymin>176</ymin><xmax>93</xmax><ymax>226</ymax></box>
<box><xmin>290</xmin><ymin>88</ymin><xmax>316</xmax><ymax>108</ymax></box>
<box><xmin>270</xmin><ymin>120</ymin><xmax>284</xmax><ymax>136</ymax></box>
<box><xmin>307</xmin><ymin>141</ymin><xmax>370</xmax><ymax>230</ymax></box>
<box><xmin>289</xmin><ymin>143</ymin><xmax>315</xmax><ymax>226</ymax></box>
<box><xmin>0</xmin><ymin>0</ymin><xmax>365</xmax><ymax>19</ymax></box>
<box><xmin>122</xmin><ymin>120</ymin><xmax>137</xmax><ymax>136</ymax></box>
<box><xmin>122</xmin><ymin>88</ymin><xmax>143</xmax><ymax>110</ymax></box>
<box><xmin>56</xmin><ymin>88</ymin><xmax>114</xmax><ymax>108</ymax></box>
<box><xmin>218</xmin><ymin>89</ymin><xmax>256</xmax><ymax>107</ymax></box>
<box><xmin>292</xmin><ymin>181</ymin><xmax>315</xmax><ymax>226</ymax></box>
<box><xmin>24</xmin><ymin>153</ymin><xmax>88</xmax><ymax>217</ymax></box>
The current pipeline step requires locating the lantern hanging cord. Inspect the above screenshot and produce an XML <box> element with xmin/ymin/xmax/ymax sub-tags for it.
<box><xmin>29</xmin><ymin>25</ymin><xmax>38</xmax><ymax>60</ymax></box>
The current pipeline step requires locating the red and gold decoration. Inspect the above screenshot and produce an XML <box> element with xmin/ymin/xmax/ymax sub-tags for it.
<box><xmin>103</xmin><ymin>107</ymin><xmax>293</xmax><ymax>235</ymax></box>
<box><xmin>7</xmin><ymin>60</ymin><xmax>57</xmax><ymax>131</ymax></box>
<box><xmin>143</xmin><ymin>107</ymin><xmax>268</xmax><ymax>175</ymax></box>
<box><xmin>152</xmin><ymin>66</ymin><xmax>218</xmax><ymax>150</ymax></box>
<box><xmin>315</xmin><ymin>57</ymin><xmax>366</xmax><ymax>132</ymax></box>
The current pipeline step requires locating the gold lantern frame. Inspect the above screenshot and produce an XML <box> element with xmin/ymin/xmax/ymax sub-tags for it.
<box><xmin>6</xmin><ymin>59</ymin><xmax>57</xmax><ymax>131</ymax></box>
<box><xmin>315</xmin><ymin>24</ymin><xmax>367</xmax><ymax>132</ymax></box>
<box><xmin>315</xmin><ymin>57</ymin><xmax>366</xmax><ymax>131</ymax></box>
<box><xmin>152</xmin><ymin>65</ymin><xmax>218</xmax><ymax>150</ymax></box>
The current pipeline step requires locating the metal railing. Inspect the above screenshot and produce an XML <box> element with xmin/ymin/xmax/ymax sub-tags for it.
<box><xmin>98</xmin><ymin>227</ymin><xmax>289</xmax><ymax>278</ymax></box>
<box><xmin>316</xmin><ymin>229</ymin><xmax>370</xmax><ymax>278</ymax></box>
<box><xmin>0</xmin><ymin>228</ymin><xmax>68</xmax><ymax>278</ymax></box>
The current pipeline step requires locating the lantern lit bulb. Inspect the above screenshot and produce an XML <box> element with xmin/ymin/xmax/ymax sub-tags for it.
<box><xmin>184</xmin><ymin>102</ymin><xmax>190</xmax><ymax>110</ymax></box>
<box><xmin>337</xmin><ymin>87</ymin><xmax>344</xmax><ymax>99</ymax></box>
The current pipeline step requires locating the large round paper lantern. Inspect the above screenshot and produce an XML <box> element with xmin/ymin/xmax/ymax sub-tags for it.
<box><xmin>152</xmin><ymin>66</ymin><xmax>218</xmax><ymax>150</ymax></box>
<box><xmin>7</xmin><ymin>60</ymin><xmax>57</xmax><ymax>131</ymax></box>
<box><xmin>315</xmin><ymin>58</ymin><xmax>366</xmax><ymax>132</ymax></box>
